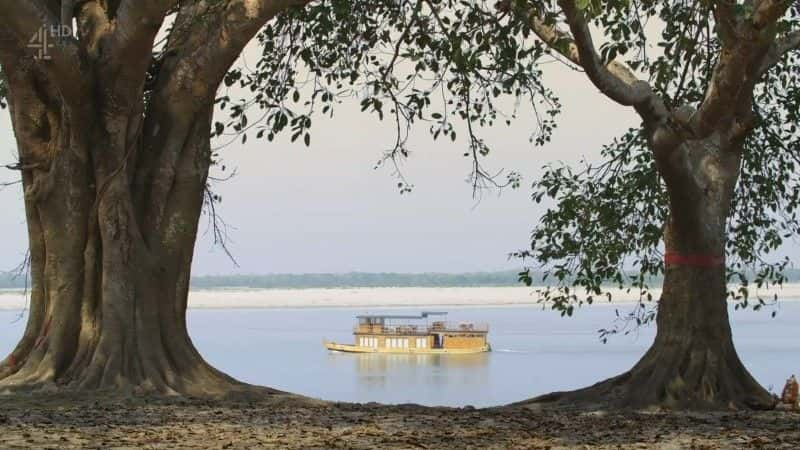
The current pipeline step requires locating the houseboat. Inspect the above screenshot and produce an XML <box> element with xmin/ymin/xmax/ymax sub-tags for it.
<box><xmin>324</xmin><ymin>312</ymin><xmax>490</xmax><ymax>354</ymax></box>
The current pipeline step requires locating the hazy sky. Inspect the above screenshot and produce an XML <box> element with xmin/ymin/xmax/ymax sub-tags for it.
<box><xmin>1</xmin><ymin>42</ymin><xmax>791</xmax><ymax>276</ymax></box>
<box><xmin>0</xmin><ymin>63</ymin><xmax>642</xmax><ymax>275</ymax></box>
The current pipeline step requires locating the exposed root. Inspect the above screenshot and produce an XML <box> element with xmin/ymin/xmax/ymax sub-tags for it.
<box><xmin>0</xmin><ymin>359</ymin><xmax>282</xmax><ymax>399</ymax></box>
<box><xmin>0</xmin><ymin>333</ymin><xmax>274</xmax><ymax>398</ymax></box>
<box><xmin>515</xmin><ymin>345</ymin><xmax>776</xmax><ymax>412</ymax></box>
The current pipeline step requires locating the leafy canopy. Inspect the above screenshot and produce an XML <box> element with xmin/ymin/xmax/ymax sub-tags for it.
<box><xmin>211</xmin><ymin>0</ymin><xmax>799</xmax><ymax>336</ymax></box>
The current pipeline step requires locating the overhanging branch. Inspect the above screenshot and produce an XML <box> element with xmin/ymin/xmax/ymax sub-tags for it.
<box><xmin>752</xmin><ymin>0</ymin><xmax>794</xmax><ymax>29</ymax></box>
<box><xmin>758</xmin><ymin>30</ymin><xmax>800</xmax><ymax>76</ymax></box>
<box><xmin>556</xmin><ymin>0</ymin><xmax>655</xmax><ymax>107</ymax></box>
<box><xmin>166</xmin><ymin>0</ymin><xmax>311</xmax><ymax>96</ymax></box>
<box><xmin>505</xmin><ymin>0</ymin><xmax>667</xmax><ymax>124</ymax></box>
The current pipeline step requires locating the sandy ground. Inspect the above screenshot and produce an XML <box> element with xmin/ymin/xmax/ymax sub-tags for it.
<box><xmin>0</xmin><ymin>391</ymin><xmax>797</xmax><ymax>449</ymax></box>
<box><xmin>1</xmin><ymin>284</ymin><xmax>799</xmax><ymax>310</ymax></box>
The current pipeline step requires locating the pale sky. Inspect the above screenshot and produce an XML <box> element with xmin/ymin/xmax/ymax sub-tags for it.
<box><xmin>0</xmin><ymin>46</ymin><xmax>794</xmax><ymax>276</ymax></box>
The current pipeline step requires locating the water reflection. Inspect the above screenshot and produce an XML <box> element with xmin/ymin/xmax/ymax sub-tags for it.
<box><xmin>326</xmin><ymin>351</ymin><xmax>490</xmax><ymax>399</ymax></box>
<box><xmin>351</xmin><ymin>352</ymin><xmax>490</xmax><ymax>372</ymax></box>
<box><xmin>176</xmin><ymin>305</ymin><xmax>800</xmax><ymax>407</ymax></box>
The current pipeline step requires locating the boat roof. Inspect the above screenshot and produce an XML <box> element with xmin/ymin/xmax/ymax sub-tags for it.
<box><xmin>356</xmin><ymin>311</ymin><xmax>448</xmax><ymax>319</ymax></box>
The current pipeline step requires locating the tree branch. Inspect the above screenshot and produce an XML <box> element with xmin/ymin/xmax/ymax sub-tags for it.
<box><xmin>0</xmin><ymin>0</ymin><xmax>83</xmax><ymax>103</ymax></box>
<box><xmin>75</xmin><ymin>1</ymin><xmax>112</xmax><ymax>56</ymax></box>
<box><xmin>758</xmin><ymin>30</ymin><xmax>800</xmax><ymax>76</ymax></box>
<box><xmin>136</xmin><ymin>0</ymin><xmax>310</xmax><ymax>234</ymax></box>
<box><xmin>752</xmin><ymin>0</ymin><xmax>794</xmax><ymax>29</ymax></box>
<box><xmin>556</xmin><ymin>0</ymin><xmax>650</xmax><ymax>105</ymax></box>
<box><xmin>113</xmin><ymin>0</ymin><xmax>176</xmax><ymax>48</ymax></box>
<box><xmin>511</xmin><ymin>0</ymin><xmax>667</xmax><ymax>124</ymax></box>
<box><xmin>711</xmin><ymin>0</ymin><xmax>738</xmax><ymax>43</ymax></box>
<box><xmin>162</xmin><ymin>0</ymin><xmax>310</xmax><ymax>101</ymax></box>
<box><xmin>197</xmin><ymin>0</ymin><xmax>311</xmax><ymax>89</ymax></box>
<box><xmin>691</xmin><ymin>1</ymin><xmax>793</xmax><ymax>138</ymax></box>
<box><xmin>106</xmin><ymin>0</ymin><xmax>176</xmax><ymax>104</ymax></box>
<box><xmin>61</xmin><ymin>0</ymin><xmax>75</xmax><ymax>33</ymax></box>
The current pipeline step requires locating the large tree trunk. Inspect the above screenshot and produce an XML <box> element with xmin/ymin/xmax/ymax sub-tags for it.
<box><xmin>0</xmin><ymin>0</ymin><xmax>290</xmax><ymax>396</ymax></box>
<box><xmin>0</xmin><ymin>57</ymin><xmax>243</xmax><ymax>397</ymax></box>
<box><xmin>529</xmin><ymin>133</ymin><xmax>775</xmax><ymax>410</ymax></box>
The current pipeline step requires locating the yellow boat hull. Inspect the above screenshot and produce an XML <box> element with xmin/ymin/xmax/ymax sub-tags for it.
<box><xmin>324</xmin><ymin>341</ymin><xmax>491</xmax><ymax>354</ymax></box>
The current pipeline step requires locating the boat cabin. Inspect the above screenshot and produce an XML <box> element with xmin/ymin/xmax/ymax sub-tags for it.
<box><xmin>351</xmin><ymin>311</ymin><xmax>489</xmax><ymax>352</ymax></box>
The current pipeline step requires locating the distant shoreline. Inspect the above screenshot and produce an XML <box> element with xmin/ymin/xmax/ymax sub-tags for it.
<box><xmin>3</xmin><ymin>269</ymin><xmax>800</xmax><ymax>291</ymax></box>
<box><xmin>0</xmin><ymin>284</ymin><xmax>798</xmax><ymax>310</ymax></box>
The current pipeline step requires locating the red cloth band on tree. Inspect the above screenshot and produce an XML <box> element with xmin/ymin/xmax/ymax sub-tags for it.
<box><xmin>665</xmin><ymin>251</ymin><xmax>725</xmax><ymax>267</ymax></box>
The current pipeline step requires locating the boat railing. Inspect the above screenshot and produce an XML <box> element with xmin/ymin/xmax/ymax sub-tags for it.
<box><xmin>429</xmin><ymin>322</ymin><xmax>489</xmax><ymax>332</ymax></box>
<box><xmin>353</xmin><ymin>325</ymin><xmax>429</xmax><ymax>335</ymax></box>
<box><xmin>353</xmin><ymin>322</ymin><xmax>489</xmax><ymax>334</ymax></box>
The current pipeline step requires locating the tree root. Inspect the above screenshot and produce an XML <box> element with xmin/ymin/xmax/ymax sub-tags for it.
<box><xmin>515</xmin><ymin>347</ymin><xmax>777</xmax><ymax>411</ymax></box>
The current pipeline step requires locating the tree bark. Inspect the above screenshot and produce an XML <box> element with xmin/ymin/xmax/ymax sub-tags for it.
<box><xmin>0</xmin><ymin>57</ymin><xmax>246</xmax><ymax>397</ymax></box>
<box><xmin>0</xmin><ymin>0</ymin><xmax>297</xmax><ymax>397</ymax></box>
<box><xmin>528</xmin><ymin>133</ymin><xmax>775</xmax><ymax>410</ymax></box>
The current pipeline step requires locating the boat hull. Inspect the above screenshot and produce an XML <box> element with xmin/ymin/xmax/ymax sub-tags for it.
<box><xmin>324</xmin><ymin>341</ymin><xmax>491</xmax><ymax>354</ymax></box>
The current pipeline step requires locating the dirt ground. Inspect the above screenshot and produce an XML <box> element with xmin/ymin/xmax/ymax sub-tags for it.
<box><xmin>0</xmin><ymin>391</ymin><xmax>797</xmax><ymax>449</ymax></box>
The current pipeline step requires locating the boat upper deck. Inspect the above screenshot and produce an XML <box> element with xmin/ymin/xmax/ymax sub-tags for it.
<box><xmin>352</xmin><ymin>312</ymin><xmax>488</xmax><ymax>335</ymax></box>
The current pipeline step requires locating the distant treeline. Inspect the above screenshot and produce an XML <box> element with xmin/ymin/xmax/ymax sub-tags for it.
<box><xmin>189</xmin><ymin>271</ymin><xmax>526</xmax><ymax>289</ymax></box>
<box><xmin>2</xmin><ymin>269</ymin><xmax>800</xmax><ymax>290</ymax></box>
<box><xmin>188</xmin><ymin>269</ymin><xmax>800</xmax><ymax>289</ymax></box>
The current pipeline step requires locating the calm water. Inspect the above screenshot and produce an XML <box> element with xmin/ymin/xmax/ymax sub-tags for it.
<box><xmin>0</xmin><ymin>303</ymin><xmax>797</xmax><ymax>407</ymax></box>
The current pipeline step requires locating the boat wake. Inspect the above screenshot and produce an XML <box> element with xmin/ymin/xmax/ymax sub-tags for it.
<box><xmin>493</xmin><ymin>348</ymin><xmax>527</xmax><ymax>353</ymax></box>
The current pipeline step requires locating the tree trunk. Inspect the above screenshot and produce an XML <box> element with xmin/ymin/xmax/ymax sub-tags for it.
<box><xmin>617</xmin><ymin>240</ymin><xmax>771</xmax><ymax>409</ymax></box>
<box><xmin>0</xmin><ymin>59</ymin><xmax>246</xmax><ymax>396</ymax></box>
<box><xmin>529</xmin><ymin>134</ymin><xmax>775</xmax><ymax>410</ymax></box>
<box><xmin>0</xmin><ymin>0</ymin><xmax>292</xmax><ymax>397</ymax></box>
